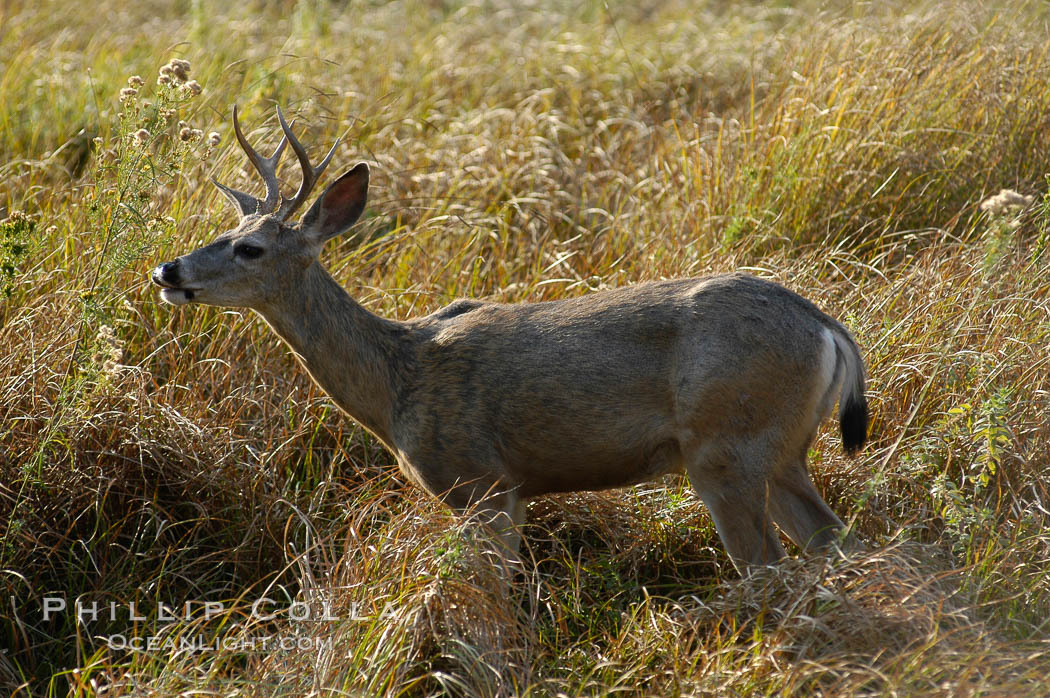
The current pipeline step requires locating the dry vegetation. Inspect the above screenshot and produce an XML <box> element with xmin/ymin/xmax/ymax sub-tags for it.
<box><xmin>3</xmin><ymin>0</ymin><xmax>1050</xmax><ymax>695</ymax></box>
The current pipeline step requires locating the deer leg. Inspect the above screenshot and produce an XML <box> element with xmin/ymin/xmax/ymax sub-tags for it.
<box><xmin>767</xmin><ymin>459</ymin><xmax>857</xmax><ymax>553</ymax></box>
<box><xmin>490</xmin><ymin>494</ymin><xmax>527</xmax><ymax>570</ymax></box>
<box><xmin>452</xmin><ymin>487</ymin><xmax>527</xmax><ymax>576</ymax></box>
<box><xmin>685</xmin><ymin>449</ymin><xmax>785</xmax><ymax>573</ymax></box>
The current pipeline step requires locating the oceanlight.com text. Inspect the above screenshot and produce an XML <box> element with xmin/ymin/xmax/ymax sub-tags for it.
<box><xmin>105</xmin><ymin>634</ymin><xmax>334</xmax><ymax>653</ymax></box>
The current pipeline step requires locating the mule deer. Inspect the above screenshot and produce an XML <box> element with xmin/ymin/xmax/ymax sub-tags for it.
<box><xmin>151</xmin><ymin>106</ymin><xmax>868</xmax><ymax>573</ymax></box>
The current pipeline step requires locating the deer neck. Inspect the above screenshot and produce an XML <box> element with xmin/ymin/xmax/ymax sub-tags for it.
<box><xmin>254</xmin><ymin>261</ymin><xmax>407</xmax><ymax>447</ymax></box>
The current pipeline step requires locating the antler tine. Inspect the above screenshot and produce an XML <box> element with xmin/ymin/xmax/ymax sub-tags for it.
<box><xmin>230</xmin><ymin>104</ymin><xmax>288</xmax><ymax>215</ymax></box>
<box><xmin>275</xmin><ymin>105</ymin><xmax>340</xmax><ymax>220</ymax></box>
<box><xmin>211</xmin><ymin>176</ymin><xmax>261</xmax><ymax>218</ymax></box>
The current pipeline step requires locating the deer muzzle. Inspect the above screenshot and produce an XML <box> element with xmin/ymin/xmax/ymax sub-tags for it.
<box><xmin>150</xmin><ymin>260</ymin><xmax>198</xmax><ymax>305</ymax></box>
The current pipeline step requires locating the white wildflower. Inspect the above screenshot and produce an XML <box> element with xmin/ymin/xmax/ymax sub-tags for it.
<box><xmin>95</xmin><ymin>325</ymin><xmax>125</xmax><ymax>379</ymax></box>
<box><xmin>166</xmin><ymin>59</ymin><xmax>191</xmax><ymax>82</ymax></box>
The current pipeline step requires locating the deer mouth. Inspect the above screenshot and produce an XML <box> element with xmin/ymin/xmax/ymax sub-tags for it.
<box><xmin>158</xmin><ymin>287</ymin><xmax>197</xmax><ymax>305</ymax></box>
<box><xmin>150</xmin><ymin>268</ymin><xmax>199</xmax><ymax>305</ymax></box>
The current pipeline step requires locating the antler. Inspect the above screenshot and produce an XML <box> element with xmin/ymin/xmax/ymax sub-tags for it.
<box><xmin>211</xmin><ymin>105</ymin><xmax>339</xmax><ymax>221</ymax></box>
<box><xmin>212</xmin><ymin>105</ymin><xmax>287</xmax><ymax>217</ymax></box>
<box><xmin>275</xmin><ymin>105</ymin><xmax>339</xmax><ymax>219</ymax></box>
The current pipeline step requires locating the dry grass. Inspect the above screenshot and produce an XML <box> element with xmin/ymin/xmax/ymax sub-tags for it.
<box><xmin>3</xmin><ymin>0</ymin><xmax>1050</xmax><ymax>695</ymax></box>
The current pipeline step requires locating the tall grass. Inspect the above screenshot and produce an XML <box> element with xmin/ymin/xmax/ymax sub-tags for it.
<box><xmin>3</xmin><ymin>0</ymin><xmax>1050</xmax><ymax>695</ymax></box>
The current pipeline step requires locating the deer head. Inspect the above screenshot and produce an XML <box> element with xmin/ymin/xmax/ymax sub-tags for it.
<box><xmin>150</xmin><ymin>105</ymin><xmax>368</xmax><ymax>309</ymax></box>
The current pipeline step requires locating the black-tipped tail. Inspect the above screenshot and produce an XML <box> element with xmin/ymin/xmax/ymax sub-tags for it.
<box><xmin>831</xmin><ymin>327</ymin><xmax>868</xmax><ymax>456</ymax></box>
<box><xmin>840</xmin><ymin>393</ymin><xmax>868</xmax><ymax>455</ymax></box>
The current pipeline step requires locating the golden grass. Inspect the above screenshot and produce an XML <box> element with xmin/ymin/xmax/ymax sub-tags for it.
<box><xmin>3</xmin><ymin>0</ymin><xmax>1050</xmax><ymax>695</ymax></box>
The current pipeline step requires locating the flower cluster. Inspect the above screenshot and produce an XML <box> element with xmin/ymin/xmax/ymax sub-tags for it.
<box><xmin>119</xmin><ymin>75</ymin><xmax>145</xmax><ymax>103</ymax></box>
<box><xmin>177</xmin><ymin>120</ymin><xmax>203</xmax><ymax>143</ymax></box>
<box><xmin>94</xmin><ymin>324</ymin><xmax>125</xmax><ymax>380</ymax></box>
<box><xmin>158</xmin><ymin>58</ymin><xmax>191</xmax><ymax>85</ymax></box>
<box><xmin>114</xmin><ymin>58</ymin><xmax>215</xmax><ymax>153</ymax></box>
<box><xmin>156</xmin><ymin>58</ymin><xmax>202</xmax><ymax>97</ymax></box>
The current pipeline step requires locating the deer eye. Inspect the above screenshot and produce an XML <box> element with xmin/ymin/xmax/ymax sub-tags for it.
<box><xmin>235</xmin><ymin>244</ymin><xmax>264</xmax><ymax>259</ymax></box>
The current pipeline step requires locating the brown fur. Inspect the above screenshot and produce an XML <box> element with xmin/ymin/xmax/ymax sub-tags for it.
<box><xmin>151</xmin><ymin>122</ymin><xmax>867</xmax><ymax>573</ymax></box>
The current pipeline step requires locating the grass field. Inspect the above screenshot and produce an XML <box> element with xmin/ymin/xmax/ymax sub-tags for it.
<box><xmin>3</xmin><ymin>0</ymin><xmax>1050</xmax><ymax>694</ymax></box>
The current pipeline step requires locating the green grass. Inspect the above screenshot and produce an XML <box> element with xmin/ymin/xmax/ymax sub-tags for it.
<box><xmin>3</xmin><ymin>0</ymin><xmax>1050</xmax><ymax>694</ymax></box>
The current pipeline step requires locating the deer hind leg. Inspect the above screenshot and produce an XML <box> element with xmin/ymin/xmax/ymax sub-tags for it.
<box><xmin>685</xmin><ymin>445</ymin><xmax>786</xmax><ymax>572</ymax></box>
<box><xmin>767</xmin><ymin>457</ymin><xmax>854</xmax><ymax>553</ymax></box>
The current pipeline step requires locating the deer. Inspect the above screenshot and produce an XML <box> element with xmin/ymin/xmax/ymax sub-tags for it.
<box><xmin>151</xmin><ymin>105</ymin><xmax>868</xmax><ymax>575</ymax></box>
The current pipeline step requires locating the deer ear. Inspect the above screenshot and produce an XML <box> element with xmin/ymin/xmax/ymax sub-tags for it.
<box><xmin>300</xmin><ymin>163</ymin><xmax>369</xmax><ymax>243</ymax></box>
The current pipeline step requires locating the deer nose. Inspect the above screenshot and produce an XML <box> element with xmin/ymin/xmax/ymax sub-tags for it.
<box><xmin>152</xmin><ymin>260</ymin><xmax>181</xmax><ymax>286</ymax></box>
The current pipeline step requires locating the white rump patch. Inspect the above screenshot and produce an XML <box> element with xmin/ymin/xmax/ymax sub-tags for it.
<box><xmin>816</xmin><ymin>327</ymin><xmax>841</xmax><ymax>421</ymax></box>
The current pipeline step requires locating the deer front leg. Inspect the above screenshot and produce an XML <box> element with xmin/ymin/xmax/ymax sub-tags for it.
<box><xmin>460</xmin><ymin>489</ymin><xmax>527</xmax><ymax>577</ymax></box>
<box><xmin>402</xmin><ymin>453</ymin><xmax>527</xmax><ymax>576</ymax></box>
<box><xmin>492</xmin><ymin>493</ymin><xmax>527</xmax><ymax>566</ymax></box>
